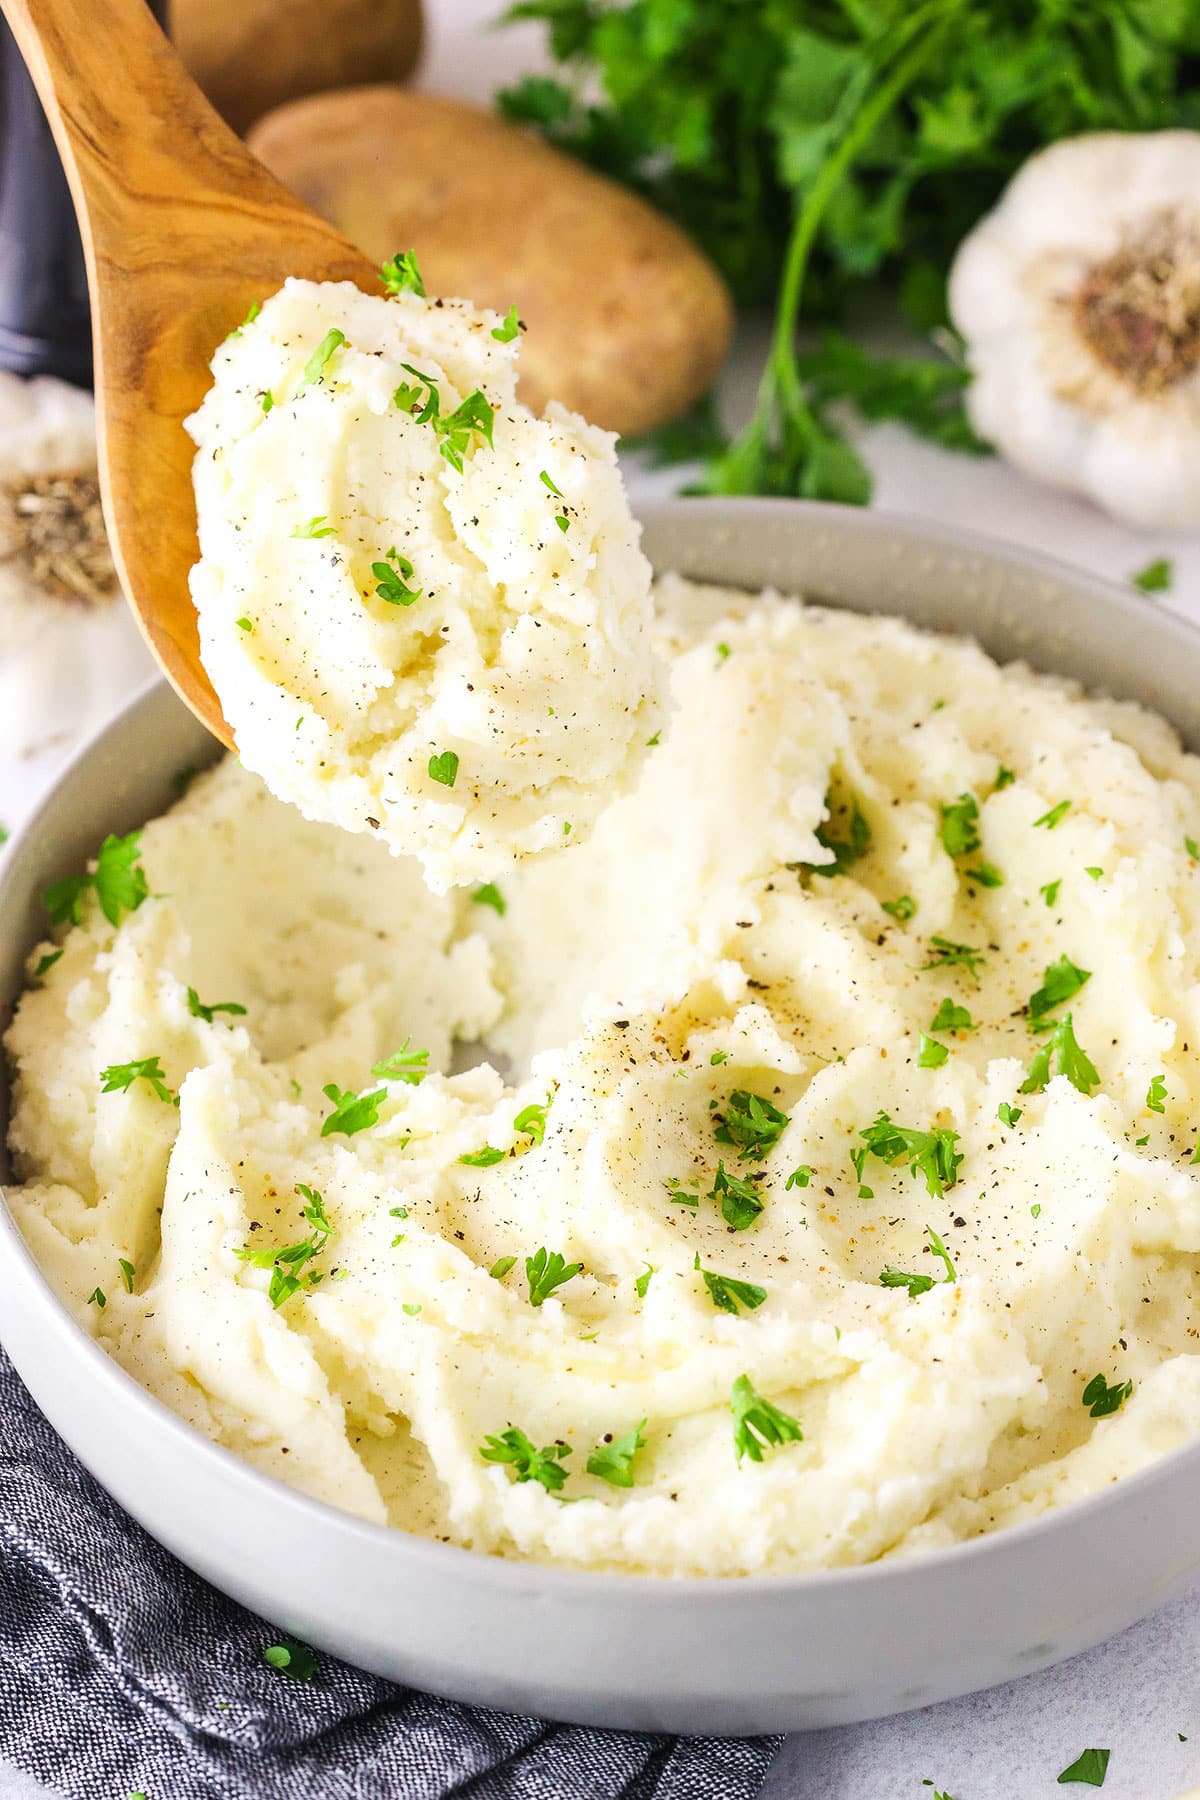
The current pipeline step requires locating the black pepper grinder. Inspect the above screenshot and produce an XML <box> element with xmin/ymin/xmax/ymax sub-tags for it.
<box><xmin>0</xmin><ymin>0</ymin><xmax>169</xmax><ymax>388</ymax></box>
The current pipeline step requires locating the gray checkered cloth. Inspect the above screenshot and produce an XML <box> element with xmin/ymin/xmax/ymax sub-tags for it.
<box><xmin>0</xmin><ymin>1349</ymin><xmax>779</xmax><ymax>1799</ymax></box>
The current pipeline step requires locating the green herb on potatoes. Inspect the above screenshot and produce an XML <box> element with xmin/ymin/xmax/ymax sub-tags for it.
<box><xmin>236</xmin><ymin>1185</ymin><xmax>333</xmax><ymax>1308</ymax></box>
<box><xmin>380</xmin><ymin>249</ymin><xmax>426</xmax><ymax>296</ymax></box>
<box><xmin>1035</xmin><ymin>800</ymin><xmax>1071</xmax><ymax>830</ymax></box>
<box><xmin>100</xmin><ymin>1056</ymin><xmax>176</xmax><ymax>1106</ymax></box>
<box><xmin>882</xmin><ymin>893</ymin><xmax>916</xmax><ymax>922</ymax></box>
<box><xmin>1028</xmin><ymin>955</ymin><xmax>1091</xmax><ymax>1029</ymax></box>
<box><xmin>320</xmin><ymin>1083</ymin><xmax>386</xmax><ymax>1136</ymax></box>
<box><xmin>880</xmin><ymin>1265</ymin><xmax>934</xmax><ymax>1298</ymax></box>
<box><xmin>709</xmin><ymin>1160</ymin><xmax>766</xmax><ymax>1230</ymax></box>
<box><xmin>858</xmin><ymin>1112</ymin><xmax>962</xmax><ymax>1199</ymax></box>
<box><xmin>46</xmin><ymin>829</ymin><xmax>148</xmax><ymax>929</ymax></box>
<box><xmin>714</xmin><ymin>1088</ymin><xmax>789</xmax><ymax>1161</ymax></box>
<box><xmin>514</xmin><ymin>1099</ymin><xmax>549</xmax><ymax>1144</ymax></box>
<box><xmin>938</xmin><ymin>792</ymin><xmax>980</xmax><ymax>858</ymax></box>
<box><xmin>731</xmin><ymin>1374</ymin><xmax>802</xmax><ymax>1465</ymax></box>
<box><xmin>1146</xmin><ymin>1073</ymin><xmax>1167</xmax><ymax>1114</ymax></box>
<box><xmin>187</xmin><ymin>986</ymin><xmax>247</xmax><ymax>1024</ymax></box>
<box><xmin>292</xmin><ymin>514</ymin><xmax>335</xmax><ymax>539</ymax></box>
<box><xmin>301</xmin><ymin>327</ymin><xmax>345</xmax><ymax>386</ymax></box>
<box><xmin>587</xmin><ymin>1420</ymin><xmax>647</xmax><ymax>1487</ymax></box>
<box><xmin>491</xmin><ymin>303</ymin><xmax>521</xmax><ymax>343</ymax></box>
<box><xmin>918</xmin><ymin>1033</ymin><xmax>949</xmax><ymax>1068</ymax></box>
<box><xmin>371</xmin><ymin>1038</ymin><xmax>430</xmax><ymax>1085</ymax></box>
<box><xmin>461</xmin><ymin>1145</ymin><xmax>506</xmax><ymax>1167</ymax></box>
<box><xmin>372</xmin><ymin>546</ymin><xmax>422</xmax><ymax>607</ymax></box>
<box><xmin>428</xmin><ymin>750</ymin><xmax>459</xmax><ymax>789</ymax></box>
<box><xmin>920</xmin><ymin>936</ymin><xmax>986</xmax><ymax>980</ymax></box>
<box><xmin>473</xmin><ymin>882</ymin><xmax>506</xmax><ymax>915</ymax></box>
<box><xmin>526</xmin><ymin>1246</ymin><xmax>583</xmax><ymax>1306</ymax></box>
<box><xmin>480</xmin><ymin>1425</ymin><xmax>570</xmax><ymax>1494</ymax></box>
<box><xmin>929</xmin><ymin>998</ymin><xmax>973</xmax><ymax>1034</ymax></box>
<box><xmin>1020</xmin><ymin>1014</ymin><xmax>1099</xmax><ymax>1096</ymax></box>
<box><xmin>694</xmin><ymin>1254</ymin><xmax>767</xmax><ymax>1315</ymax></box>
<box><xmin>634</xmin><ymin>1263</ymin><xmax>657</xmax><ymax>1298</ymax></box>
<box><xmin>1082</xmin><ymin>1375</ymin><xmax>1131</xmax><ymax>1420</ymax></box>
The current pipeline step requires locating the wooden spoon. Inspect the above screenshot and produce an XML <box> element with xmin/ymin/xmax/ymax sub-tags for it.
<box><xmin>1</xmin><ymin>0</ymin><xmax>380</xmax><ymax>748</ymax></box>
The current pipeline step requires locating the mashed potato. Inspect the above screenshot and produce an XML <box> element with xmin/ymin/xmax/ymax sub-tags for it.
<box><xmin>186</xmin><ymin>278</ymin><xmax>661</xmax><ymax>891</ymax></box>
<box><xmin>9</xmin><ymin>577</ymin><xmax>1200</xmax><ymax>1576</ymax></box>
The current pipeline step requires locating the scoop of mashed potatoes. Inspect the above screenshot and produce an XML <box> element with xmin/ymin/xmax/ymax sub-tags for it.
<box><xmin>186</xmin><ymin>278</ymin><xmax>662</xmax><ymax>891</ymax></box>
<box><xmin>9</xmin><ymin>578</ymin><xmax>1200</xmax><ymax>1575</ymax></box>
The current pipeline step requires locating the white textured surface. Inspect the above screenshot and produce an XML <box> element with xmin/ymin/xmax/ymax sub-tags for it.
<box><xmin>1</xmin><ymin>1</ymin><xmax>1200</xmax><ymax>1792</ymax></box>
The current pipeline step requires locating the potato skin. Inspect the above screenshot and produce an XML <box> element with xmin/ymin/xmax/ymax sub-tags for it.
<box><xmin>170</xmin><ymin>0</ymin><xmax>424</xmax><ymax>135</ymax></box>
<box><xmin>247</xmin><ymin>87</ymin><xmax>734</xmax><ymax>436</ymax></box>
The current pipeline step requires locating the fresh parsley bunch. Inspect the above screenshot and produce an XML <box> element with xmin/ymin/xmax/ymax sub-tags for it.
<box><xmin>499</xmin><ymin>0</ymin><xmax>1200</xmax><ymax>500</ymax></box>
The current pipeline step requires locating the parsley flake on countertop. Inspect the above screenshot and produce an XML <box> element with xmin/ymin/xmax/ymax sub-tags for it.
<box><xmin>1131</xmin><ymin>557</ymin><xmax>1173</xmax><ymax>593</ymax></box>
<box><xmin>587</xmin><ymin>1420</ymin><xmax>647</xmax><ymax>1487</ymax></box>
<box><xmin>1028</xmin><ymin>955</ymin><xmax>1092</xmax><ymax>1028</ymax></box>
<box><xmin>920</xmin><ymin>936</ymin><xmax>986</xmax><ymax>980</ymax></box>
<box><xmin>380</xmin><ymin>249</ymin><xmax>425</xmax><ymax>296</ymax></box>
<box><xmin>428</xmin><ymin>750</ymin><xmax>459</xmax><ymax>788</ymax></box>
<box><xmin>731</xmin><ymin>1374</ymin><xmax>802</xmax><ymax>1465</ymax></box>
<box><xmin>694</xmin><ymin>1253</ymin><xmax>766</xmax><ymax>1315</ymax></box>
<box><xmin>480</xmin><ymin>1426</ymin><xmax>570</xmax><ymax>1495</ymax></box>
<box><xmin>292</xmin><ymin>514</ymin><xmax>336</xmax><ymax>539</ymax></box>
<box><xmin>187</xmin><ymin>986</ymin><xmax>246</xmax><ymax>1025</ymax></box>
<box><xmin>938</xmin><ymin>792</ymin><xmax>980</xmax><ymax>857</ymax></box>
<box><xmin>714</xmin><ymin>1088</ymin><xmax>789</xmax><ymax>1160</ymax></box>
<box><xmin>302</xmin><ymin>328</ymin><xmax>345</xmax><ymax>386</ymax></box>
<box><xmin>473</xmin><ymin>882</ymin><xmax>506</xmax><ymax>915</ymax></box>
<box><xmin>100</xmin><ymin>1056</ymin><xmax>175</xmax><ymax>1106</ymax></box>
<box><xmin>372</xmin><ymin>545</ymin><xmax>422</xmax><ymax>606</ymax></box>
<box><xmin>45</xmin><ymin>829</ymin><xmax>148</xmax><ymax>929</ymax></box>
<box><xmin>634</xmin><ymin>1263</ymin><xmax>657</xmax><ymax>1298</ymax></box>
<box><xmin>526</xmin><ymin>1247</ymin><xmax>583</xmax><ymax>1307</ymax></box>
<box><xmin>1056</xmin><ymin>1746</ymin><xmax>1110</xmax><ymax>1785</ymax></box>
<box><xmin>320</xmin><ymin>1083</ymin><xmax>386</xmax><ymax>1136</ymax></box>
<box><xmin>1146</xmin><ymin>1073</ymin><xmax>1167</xmax><ymax>1114</ymax></box>
<box><xmin>881</xmin><ymin>893</ymin><xmax>916</xmax><ymax>922</ymax></box>
<box><xmin>1082</xmin><ymin>1374</ymin><xmax>1132</xmax><ymax>1419</ymax></box>
<box><xmin>491</xmin><ymin>303</ymin><xmax>521</xmax><ymax>342</ymax></box>
<box><xmin>1020</xmin><ymin>1015</ymin><xmax>1099</xmax><ymax>1096</ymax></box>
<box><xmin>263</xmin><ymin>1639</ymin><xmax>317</xmax><ymax>1682</ymax></box>
<box><xmin>858</xmin><ymin>1112</ymin><xmax>963</xmax><ymax>1199</ymax></box>
<box><xmin>235</xmin><ymin>1185</ymin><xmax>333</xmax><ymax>1309</ymax></box>
<box><xmin>709</xmin><ymin>1160</ymin><xmax>765</xmax><ymax>1230</ymax></box>
<box><xmin>1034</xmin><ymin>800</ymin><xmax>1071</xmax><ymax>830</ymax></box>
<box><xmin>371</xmin><ymin>1038</ymin><xmax>430</xmax><ymax>1085</ymax></box>
<box><xmin>461</xmin><ymin>1145</ymin><xmax>505</xmax><ymax>1167</ymax></box>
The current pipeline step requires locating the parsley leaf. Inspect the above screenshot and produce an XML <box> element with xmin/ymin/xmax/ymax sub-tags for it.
<box><xmin>929</xmin><ymin>998</ymin><xmax>974</xmax><ymax>1034</ymax></box>
<box><xmin>731</xmin><ymin>1374</ymin><xmax>802</xmax><ymax>1465</ymax></box>
<box><xmin>372</xmin><ymin>546</ymin><xmax>423</xmax><ymax>606</ymax></box>
<box><xmin>938</xmin><ymin>792</ymin><xmax>980</xmax><ymax>857</ymax></box>
<box><xmin>371</xmin><ymin>1038</ymin><xmax>430</xmax><ymax>1085</ymax></box>
<box><xmin>118</xmin><ymin>1258</ymin><xmax>135</xmax><ymax>1294</ymax></box>
<box><xmin>1146</xmin><ymin>1073</ymin><xmax>1167</xmax><ymax>1114</ymax></box>
<box><xmin>785</xmin><ymin>1164</ymin><xmax>812</xmax><ymax>1189</ymax></box>
<box><xmin>474</xmin><ymin>882</ymin><xmax>506</xmax><ymax>915</ymax></box>
<box><xmin>490</xmin><ymin>1254</ymin><xmax>516</xmax><ymax>1279</ymax></box>
<box><xmin>480</xmin><ymin>1426</ymin><xmax>570</xmax><ymax>1494</ymax></box>
<box><xmin>461</xmin><ymin>1145</ymin><xmax>505</xmax><ymax>1167</ymax></box>
<box><xmin>927</xmin><ymin>1224</ymin><xmax>956</xmax><ymax>1283</ymax></box>
<box><xmin>998</xmin><ymin>1101</ymin><xmax>1022</xmax><ymax>1127</ymax></box>
<box><xmin>964</xmin><ymin>860</ymin><xmax>1004</xmax><ymax>887</ymax></box>
<box><xmin>1040</xmin><ymin>878</ymin><xmax>1062</xmax><ymax>907</ymax></box>
<box><xmin>920</xmin><ymin>936</ymin><xmax>986</xmax><ymax>980</ymax></box>
<box><xmin>634</xmin><ymin>1263</ymin><xmax>657</xmax><ymax>1298</ymax></box>
<box><xmin>994</xmin><ymin>765</ymin><xmax>1016</xmax><ymax>790</ymax></box>
<box><xmin>187</xmin><ymin>986</ymin><xmax>246</xmax><ymax>1024</ymax></box>
<box><xmin>526</xmin><ymin>1246</ymin><xmax>583</xmax><ymax>1306</ymax></box>
<box><xmin>292</xmin><ymin>515</ymin><xmax>335</xmax><ymax>539</ymax></box>
<box><xmin>1028</xmin><ymin>955</ymin><xmax>1091</xmax><ymax>1029</ymax></box>
<box><xmin>1020</xmin><ymin>1014</ymin><xmax>1100</xmax><ymax>1096</ymax></box>
<box><xmin>880</xmin><ymin>1266</ymin><xmax>934</xmax><ymax>1297</ymax></box>
<box><xmin>1056</xmin><ymin>1747</ymin><xmax>1110</xmax><ymax>1786</ymax></box>
<box><xmin>1082</xmin><ymin>1374</ymin><xmax>1132</xmax><ymax>1419</ymax></box>
<box><xmin>320</xmin><ymin>1083</ymin><xmax>385</xmax><ymax>1136</ymax></box>
<box><xmin>796</xmin><ymin>789</ymin><xmax>870</xmax><ymax>877</ymax></box>
<box><xmin>918</xmin><ymin>1033</ymin><xmax>949</xmax><ymax>1068</ymax></box>
<box><xmin>32</xmin><ymin>948</ymin><xmax>63</xmax><ymax>981</ymax></box>
<box><xmin>100</xmin><ymin>1056</ymin><xmax>175</xmax><ymax>1105</ymax></box>
<box><xmin>380</xmin><ymin>249</ymin><xmax>425</xmax><ymax>296</ymax></box>
<box><xmin>491</xmin><ymin>303</ymin><xmax>521</xmax><ymax>342</ymax></box>
<box><xmin>857</xmin><ymin>1111</ymin><xmax>963</xmax><ymax>1198</ymax></box>
<box><xmin>1131</xmin><ymin>558</ymin><xmax>1172</xmax><ymax>594</ymax></box>
<box><xmin>586</xmin><ymin>1420</ymin><xmax>647</xmax><ymax>1487</ymax></box>
<box><xmin>708</xmin><ymin>1160</ymin><xmax>765</xmax><ymax>1230</ymax></box>
<box><xmin>1034</xmin><ymin>800</ymin><xmax>1071</xmax><ymax>830</ymax></box>
<box><xmin>436</xmin><ymin>390</ymin><xmax>495</xmax><ymax>472</ymax></box>
<box><xmin>236</xmin><ymin>1185</ymin><xmax>333</xmax><ymax>1308</ymax></box>
<box><xmin>264</xmin><ymin>1639</ymin><xmax>317</xmax><ymax>1682</ymax></box>
<box><xmin>714</xmin><ymin>1088</ymin><xmax>790</xmax><ymax>1160</ymax></box>
<box><xmin>302</xmin><ymin>328</ymin><xmax>345</xmax><ymax>385</ymax></box>
<box><xmin>1187</xmin><ymin>836</ymin><xmax>1200</xmax><ymax>862</ymax></box>
<box><xmin>428</xmin><ymin>750</ymin><xmax>459</xmax><ymax>788</ymax></box>
<box><xmin>87</xmin><ymin>1287</ymin><xmax>106</xmax><ymax>1309</ymax></box>
<box><xmin>882</xmin><ymin>893</ymin><xmax>916</xmax><ymax>922</ymax></box>
<box><xmin>694</xmin><ymin>1253</ymin><xmax>767</xmax><ymax>1314</ymax></box>
<box><xmin>514</xmin><ymin>1100</ymin><xmax>549</xmax><ymax>1145</ymax></box>
<box><xmin>46</xmin><ymin>830</ymin><xmax>149</xmax><ymax>929</ymax></box>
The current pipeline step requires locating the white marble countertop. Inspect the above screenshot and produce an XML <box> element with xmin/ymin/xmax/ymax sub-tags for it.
<box><xmin>1</xmin><ymin>4</ymin><xmax>1200</xmax><ymax>1796</ymax></box>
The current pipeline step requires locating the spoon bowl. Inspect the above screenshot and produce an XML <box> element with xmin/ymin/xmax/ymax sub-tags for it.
<box><xmin>0</xmin><ymin>0</ymin><xmax>381</xmax><ymax>746</ymax></box>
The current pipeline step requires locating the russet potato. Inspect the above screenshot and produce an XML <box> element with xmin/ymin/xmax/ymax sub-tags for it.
<box><xmin>247</xmin><ymin>87</ymin><xmax>734</xmax><ymax>435</ymax></box>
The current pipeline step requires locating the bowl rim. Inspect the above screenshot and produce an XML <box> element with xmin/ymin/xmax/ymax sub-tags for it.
<box><xmin>5</xmin><ymin>491</ymin><xmax>1200</xmax><ymax>1603</ymax></box>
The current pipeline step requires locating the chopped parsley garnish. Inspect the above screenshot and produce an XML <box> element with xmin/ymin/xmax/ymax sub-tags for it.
<box><xmin>261</xmin><ymin>390</ymin><xmax>274</xmax><ymax>414</ymax></box>
<box><xmin>879</xmin><ymin>1266</ymin><xmax>934</xmax><ymax>1297</ymax></box>
<box><xmin>882</xmin><ymin>894</ymin><xmax>916</xmax><ymax>922</ymax></box>
<box><xmin>1040</xmin><ymin>878</ymin><xmax>1062</xmax><ymax>907</ymax></box>
<box><xmin>927</xmin><ymin>1224</ymin><xmax>956</xmax><ymax>1282</ymax></box>
<box><xmin>490</xmin><ymin>1255</ymin><xmax>517</xmax><ymax>1279</ymax></box>
<box><xmin>796</xmin><ymin>790</ymin><xmax>870</xmax><ymax>878</ymax></box>
<box><xmin>438</xmin><ymin>391</ymin><xmax>496</xmax><ymax>472</ymax></box>
<box><xmin>32</xmin><ymin>949</ymin><xmax>63</xmax><ymax>981</ymax></box>
<box><xmin>428</xmin><ymin>750</ymin><xmax>459</xmax><ymax>788</ymax></box>
<box><xmin>224</xmin><ymin>299</ymin><xmax>261</xmax><ymax>343</ymax></box>
<box><xmin>526</xmin><ymin>1246</ymin><xmax>583</xmax><ymax>1306</ymax></box>
<box><xmin>586</xmin><ymin>1420</ymin><xmax>647</xmax><ymax>1487</ymax></box>
<box><xmin>1034</xmin><ymin>800</ymin><xmax>1071</xmax><ymax>830</ymax></box>
<box><xmin>920</xmin><ymin>936</ymin><xmax>986</xmax><ymax>980</ymax></box>
<box><xmin>514</xmin><ymin>1100</ymin><xmax>548</xmax><ymax>1145</ymax></box>
<box><xmin>100</xmin><ymin>1056</ymin><xmax>175</xmax><ymax>1105</ymax></box>
<box><xmin>646</xmin><ymin>731</ymin><xmax>661</xmax><ymax>747</ymax></box>
<box><xmin>45</xmin><ymin>829</ymin><xmax>148</xmax><ymax>929</ymax></box>
<box><xmin>491</xmin><ymin>304</ymin><xmax>521</xmax><ymax>342</ymax></box>
<box><xmin>666</xmin><ymin>1180</ymin><xmax>700</xmax><ymax>1209</ymax></box>
<box><xmin>538</xmin><ymin>469</ymin><xmax>570</xmax><ymax>531</ymax></box>
<box><xmin>714</xmin><ymin>1088</ymin><xmax>789</xmax><ymax>1160</ymax></box>
<box><xmin>235</xmin><ymin>617</ymin><xmax>253</xmax><ymax>632</ymax></box>
<box><xmin>461</xmin><ymin>1145</ymin><xmax>505</xmax><ymax>1167</ymax></box>
<box><xmin>539</xmin><ymin>469</ymin><xmax>564</xmax><ymax>497</ymax></box>
<box><xmin>918</xmin><ymin>1034</ymin><xmax>949</xmax><ymax>1068</ymax></box>
<box><xmin>1028</xmin><ymin>955</ymin><xmax>1091</xmax><ymax>1029</ymax></box>
<box><xmin>187</xmin><ymin>986</ymin><xmax>246</xmax><ymax>1024</ymax></box>
<box><xmin>372</xmin><ymin>545</ymin><xmax>423</xmax><ymax>607</ymax></box>
<box><xmin>1082</xmin><ymin>1374</ymin><xmax>1132</xmax><ymax>1419</ymax></box>
<box><xmin>1146</xmin><ymin>1073</ymin><xmax>1167</xmax><ymax>1114</ymax></box>
<box><xmin>716</xmin><ymin>641</ymin><xmax>730</xmax><ymax>661</ymax></box>
<box><xmin>710</xmin><ymin>1051</ymin><xmax>728</xmax><ymax>1066</ymax></box>
<box><xmin>1056</xmin><ymin>1747</ymin><xmax>1110</xmax><ymax>1786</ymax></box>
<box><xmin>236</xmin><ymin>1185</ymin><xmax>333</xmax><ymax>1308</ymax></box>
<box><xmin>473</xmin><ymin>882</ymin><xmax>506</xmax><ymax>915</ymax></box>
<box><xmin>320</xmin><ymin>1083</ymin><xmax>385</xmax><ymax>1136</ymax></box>
<box><xmin>930</xmin><ymin>998</ymin><xmax>974</xmax><ymax>1034</ymax></box>
<box><xmin>998</xmin><ymin>1101</ymin><xmax>1022</xmax><ymax>1127</ymax></box>
<box><xmin>785</xmin><ymin>1165</ymin><xmax>812</xmax><ymax>1190</ymax></box>
<box><xmin>87</xmin><ymin>1287</ymin><xmax>106</xmax><ymax>1309</ymax></box>
<box><xmin>118</xmin><ymin>1258</ymin><xmax>135</xmax><ymax>1294</ymax></box>
<box><xmin>731</xmin><ymin>1374</ymin><xmax>802</xmax><ymax>1464</ymax></box>
<box><xmin>694</xmin><ymin>1253</ymin><xmax>766</xmax><ymax>1314</ymax></box>
<box><xmin>965</xmin><ymin>861</ymin><xmax>1004</xmax><ymax>888</ymax></box>
<box><xmin>371</xmin><ymin>1038</ymin><xmax>430</xmax><ymax>1085</ymax></box>
<box><xmin>379</xmin><ymin>249</ymin><xmax>425</xmax><ymax>296</ymax></box>
<box><xmin>1020</xmin><ymin>1014</ymin><xmax>1099</xmax><ymax>1096</ymax></box>
<box><xmin>480</xmin><ymin>1426</ymin><xmax>570</xmax><ymax>1494</ymax></box>
<box><xmin>1084</xmin><ymin>866</ymin><xmax>1102</xmax><ymax>881</ymax></box>
<box><xmin>302</xmin><ymin>328</ymin><xmax>345</xmax><ymax>385</ymax></box>
<box><xmin>394</xmin><ymin>362</ymin><xmax>440</xmax><ymax>419</ymax></box>
<box><xmin>263</xmin><ymin>1639</ymin><xmax>317</xmax><ymax>1682</ymax></box>
<box><xmin>1187</xmin><ymin>836</ymin><xmax>1200</xmax><ymax>861</ymax></box>
<box><xmin>938</xmin><ymin>792</ymin><xmax>980</xmax><ymax>857</ymax></box>
<box><xmin>634</xmin><ymin>1263</ymin><xmax>657</xmax><ymax>1298</ymax></box>
<box><xmin>1131</xmin><ymin>557</ymin><xmax>1172</xmax><ymax>594</ymax></box>
<box><xmin>994</xmin><ymin>765</ymin><xmax>1016</xmax><ymax>790</ymax></box>
<box><xmin>292</xmin><ymin>515</ymin><xmax>335</xmax><ymax>539</ymax></box>
<box><xmin>709</xmin><ymin>1160</ymin><xmax>765</xmax><ymax>1230</ymax></box>
<box><xmin>857</xmin><ymin>1111</ymin><xmax>963</xmax><ymax>1198</ymax></box>
<box><xmin>402</xmin><ymin>1303</ymin><xmax>421</xmax><ymax>1317</ymax></box>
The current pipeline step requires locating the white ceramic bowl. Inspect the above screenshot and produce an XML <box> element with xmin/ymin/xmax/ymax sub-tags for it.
<box><xmin>3</xmin><ymin>498</ymin><xmax>1200</xmax><ymax>1736</ymax></box>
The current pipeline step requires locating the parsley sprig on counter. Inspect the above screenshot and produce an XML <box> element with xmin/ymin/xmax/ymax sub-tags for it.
<box><xmin>45</xmin><ymin>829</ymin><xmax>148</xmax><ymax>929</ymax></box>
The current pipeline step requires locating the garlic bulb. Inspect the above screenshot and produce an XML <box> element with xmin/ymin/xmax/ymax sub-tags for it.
<box><xmin>949</xmin><ymin>131</ymin><xmax>1200</xmax><ymax>530</ymax></box>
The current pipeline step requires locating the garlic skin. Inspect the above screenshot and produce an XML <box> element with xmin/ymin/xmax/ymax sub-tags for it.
<box><xmin>949</xmin><ymin>131</ymin><xmax>1200</xmax><ymax>530</ymax></box>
